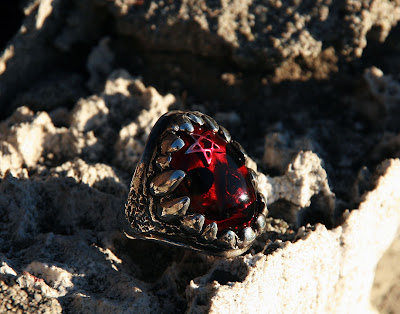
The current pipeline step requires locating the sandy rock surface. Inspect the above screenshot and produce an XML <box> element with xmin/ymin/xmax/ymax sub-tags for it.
<box><xmin>1</xmin><ymin>0</ymin><xmax>400</xmax><ymax>313</ymax></box>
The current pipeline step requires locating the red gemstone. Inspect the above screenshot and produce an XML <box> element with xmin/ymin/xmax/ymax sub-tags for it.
<box><xmin>169</xmin><ymin>125</ymin><xmax>257</xmax><ymax>233</ymax></box>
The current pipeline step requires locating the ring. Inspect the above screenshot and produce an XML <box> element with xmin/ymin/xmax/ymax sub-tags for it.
<box><xmin>124</xmin><ymin>111</ymin><xmax>267</xmax><ymax>257</ymax></box>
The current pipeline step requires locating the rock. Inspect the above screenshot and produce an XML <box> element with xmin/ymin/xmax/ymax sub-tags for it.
<box><xmin>0</xmin><ymin>0</ymin><xmax>400</xmax><ymax>312</ymax></box>
<box><xmin>108</xmin><ymin>0</ymin><xmax>400</xmax><ymax>66</ymax></box>
<box><xmin>0</xmin><ymin>0</ymin><xmax>106</xmax><ymax>115</ymax></box>
<box><xmin>70</xmin><ymin>96</ymin><xmax>109</xmax><ymax>133</ymax></box>
<box><xmin>187</xmin><ymin>159</ymin><xmax>400</xmax><ymax>313</ymax></box>
<box><xmin>0</xmin><ymin>273</ymin><xmax>63</xmax><ymax>313</ymax></box>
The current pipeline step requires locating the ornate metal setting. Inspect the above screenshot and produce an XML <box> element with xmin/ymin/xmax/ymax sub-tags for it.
<box><xmin>124</xmin><ymin>111</ymin><xmax>268</xmax><ymax>257</ymax></box>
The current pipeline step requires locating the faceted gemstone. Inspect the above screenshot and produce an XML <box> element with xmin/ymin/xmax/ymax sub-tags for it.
<box><xmin>169</xmin><ymin>125</ymin><xmax>257</xmax><ymax>234</ymax></box>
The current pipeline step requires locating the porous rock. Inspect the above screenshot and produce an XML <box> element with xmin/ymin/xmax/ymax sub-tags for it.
<box><xmin>0</xmin><ymin>71</ymin><xmax>399</xmax><ymax>311</ymax></box>
<box><xmin>109</xmin><ymin>0</ymin><xmax>400</xmax><ymax>66</ymax></box>
<box><xmin>0</xmin><ymin>272</ymin><xmax>62</xmax><ymax>313</ymax></box>
<box><xmin>0</xmin><ymin>0</ymin><xmax>400</xmax><ymax>312</ymax></box>
<box><xmin>187</xmin><ymin>159</ymin><xmax>400</xmax><ymax>313</ymax></box>
<box><xmin>2</xmin><ymin>0</ymin><xmax>400</xmax><ymax>115</ymax></box>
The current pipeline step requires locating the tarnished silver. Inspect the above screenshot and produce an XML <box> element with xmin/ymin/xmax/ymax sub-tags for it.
<box><xmin>219</xmin><ymin>125</ymin><xmax>231</xmax><ymax>142</ymax></box>
<box><xmin>155</xmin><ymin>155</ymin><xmax>172</xmax><ymax>169</ymax></box>
<box><xmin>161</xmin><ymin>134</ymin><xmax>185</xmax><ymax>154</ymax></box>
<box><xmin>201</xmin><ymin>222</ymin><xmax>218</xmax><ymax>241</ymax></box>
<box><xmin>202</xmin><ymin>115</ymin><xmax>219</xmax><ymax>133</ymax></box>
<box><xmin>242</xmin><ymin>227</ymin><xmax>256</xmax><ymax>245</ymax></box>
<box><xmin>179</xmin><ymin>122</ymin><xmax>194</xmax><ymax>133</ymax></box>
<box><xmin>248</xmin><ymin>168</ymin><xmax>258</xmax><ymax>189</ymax></box>
<box><xmin>149</xmin><ymin>170</ymin><xmax>185</xmax><ymax>196</ymax></box>
<box><xmin>182</xmin><ymin>214</ymin><xmax>205</xmax><ymax>233</ymax></box>
<box><xmin>231</xmin><ymin>140</ymin><xmax>248</xmax><ymax>160</ymax></box>
<box><xmin>187</xmin><ymin>112</ymin><xmax>205</xmax><ymax>126</ymax></box>
<box><xmin>256</xmin><ymin>214</ymin><xmax>266</xmax><ymax>231</ymax></box>
<box><xmin>158</xmin><ymin>197</ymin><xmax>190</xmax><ymax>222</ymax></box>
<box><xmin>218</xmin><ymin>230</ymin><xmax>238</xmax><ymax>249</ymax></box>
<box><xmin>124</xmin><ymin>110</ymin><xmax>267</xmax><ymax>258</ymax></box>
<box><xmin>259</xmin><ymin>193</ymin><xmax>268</xmax><ymax>216</ymax></box>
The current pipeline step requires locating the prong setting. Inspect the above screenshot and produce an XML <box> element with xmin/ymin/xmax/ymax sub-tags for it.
<box><xmin>179</xmin><ymin>122</ymin><xmax>194</xmax><ymax>133</ymax></box>
<box><xmin>161</xmin><ymin>134</ymin><xmax>185</xmax><ymax>154</ymax></box>
<box><xmin>149</xmin><ymin>170</ymin><xmax>186</xmax><ymax>196</ymax></box>
<box><xmin>231</xmin><ymin>140</ymin><xmax>248</xmax><ymax>161</ymax></box>
<box><xmin>259</xmin><ymin>193</ymin><xmax>268</xmax><ymax>216</ymax></box>
<box><xmin>248</xmin><ymin>168</ymin><xmax>258</xmax><ymax>189</ymax></box>
<box><xmin>241</xmin><ymin>227</ymin><xmax>256</xmax><ymax>245</ymax></box>
<box><xmin>256</xmin><ymin>214</ymin><xmax>266</xmax><ymax>232</ymax></box>
<box><xmin>219</xmin><ymin>125</ymin><xmax>231</xmax><ymax>142</ymax></box>
<box><xmin>156</xmin><ymin>155</ymin><xmax>172</xmax><ymax>169</ymax></box>
<box><xmin>182</xmin><ymin>214</ymin><xmax>205</xmax><ymax>233</ymax></box>
<box><xmin>187</xmin><ymin>112</ymin><xmax>205</xmax><ymax>126</ymax></box>
<box><xmin>157</xmin><ymin>197</ymin><xmax>190</xmax><ymax>222</ymax></box>
<box><xmin>218</xmin><ymin>230</ymin><xmax>238</xmax><ymax>249</ymax></box>
<box><xmin>126</xmin><ymin>110</ymin><xmax>268</xmax><ymax>257</ymax></box>
<box><xmin>202</xmin><ymin>115</ymin><xmax>219</xmax><ymax>132</ymax></box>
<box><xmin>201</xmin><ymin>222</ymin><xmax>218</xmax><ymax>241</ymax></box>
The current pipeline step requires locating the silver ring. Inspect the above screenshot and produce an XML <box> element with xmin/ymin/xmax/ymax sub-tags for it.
<box><xmin>124</xmin><ymin>111</ymin><xmax>267</xmax><ymax>257</ymax></box>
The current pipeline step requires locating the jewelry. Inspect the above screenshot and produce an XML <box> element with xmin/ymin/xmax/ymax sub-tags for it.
<box><xmin>124</xmin><ymin>111</ymin><xmax>267</xmax><ymax>257</ymax></box>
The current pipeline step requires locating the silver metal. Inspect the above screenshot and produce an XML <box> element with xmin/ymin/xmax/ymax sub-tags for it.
<box><xmin>218</xmin><ymin>230</ymin><xmax>238</xmax><ymax>249</ymax></box>
<box><xmin>161</xmin><ymin>134</ymin><xmax>185</xmax><ymax>154</ymax></box>
<box><xmin>167</xmin><ymin>123</ymin><xmax>180</xmax><ymax>133</ymax></box>
<box><xmin>202</xmin><ymin>115</ymin><xmax>219</xmax><ymax>133</ymax></box>
<box><xmin>259</xmin><ymin>193</ymin><xmax>268</xmax><ymax>216</ymax></box>
<box><xmin>219</xmin><ymin>125</ymin><xmax>231</xmax><ymax>142</ymax></box>
<box><xmin>179</xmin><ymin>122</ymin><xmax>194</xmax><ymax>133</ymax></box>
<box><xmin>256</xmin><ymin>214</ymin><xmax>266</xmax><ymax>231</ymax></box>
<box><xmin>149</xmin><ymin>170</ymin><xmax>186</xmax><ymax>196</ymax></box>
<box><xmin>187</xmin><ymin>112</ymin><xmax>205</xmax><ymax>126</ymax></box>
<box><xmin>124</xmin><ymin>110</ymin><xmax>266</xmax><ymax>258</ymax></box>
<box><xmin>201</xmin><ymin>222</ymin><xmax>218</xmax><ymax>241</ymax></box>
<box><xmin>182</xmin><ymin>214</ymin><xmax>205</xmax><ymax>233</ymax></box>
<box><xmin>155</xmin><ymin>155</ymin><xmax>172</xmax><ymax>169</ymax></box>
<box><xmin>158</xmin><ymin>197</ymin><xmax>190</xmax><ymax>222</ymax></box>
<box><xmin>231</xmin><ymin>140</ymin><xmax>248</xmax><ymax>160</ymax></box>
<box><xmin>241</xmin><ymin>227</ymin><xmax>256</xmax><ymax>245</ymax></box>
<box><xmin>248</xmin><ymin>168</ymin><xmax>258</xmax><ymax>189</ymax></box>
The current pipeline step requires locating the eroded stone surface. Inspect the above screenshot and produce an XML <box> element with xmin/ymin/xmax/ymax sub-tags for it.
<box><xmin>0</xmin><ymin>0</ymin><xmax>400</xmax><ymax>312</ymax></box>
<box><xmin>187</xmin><ymin>159</ymin><xmax>400</xmax><ymax>313</ymax></box>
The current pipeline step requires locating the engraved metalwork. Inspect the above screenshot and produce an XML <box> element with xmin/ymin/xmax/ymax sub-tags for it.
<box><xmin>149</xmin><ymin>170</ymin><xmax>185</xmax><ymax>196</ymax></box>
<box><xmin>158</xmin><ymin>196</ymin><xmax>190</xmax><ymax>222</ymax></box>
<box><xmin>201</xmin><ymin>222</ymin><xmax>218</xmax><ymax>241</ymax></box>
<box><xmin>124</xmin><ymin>110</ymin><xmax>267</xmax><ymax>258</ymax></box>
<box><xmin>182</xmin><ymin>214</ymin><xmax>205</xmax><ymax>233</ymax></box>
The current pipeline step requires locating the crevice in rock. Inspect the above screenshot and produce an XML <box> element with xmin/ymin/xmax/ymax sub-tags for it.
<box><xmin>0</xmin><ymin>2</ymin><xmax>24</xmax><ymax>51</ymax></box>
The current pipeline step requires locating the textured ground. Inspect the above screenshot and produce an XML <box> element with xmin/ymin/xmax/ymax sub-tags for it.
<box><xmin>1</xmin><ymin>0</ymin><xmax>400</xmax><ymax>313</ymax></box>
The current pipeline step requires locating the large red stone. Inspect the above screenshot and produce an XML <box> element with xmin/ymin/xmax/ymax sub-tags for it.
<box><xmin>169</xmin><ymin>125</ymin><xmax>256</xmax><ymax>233</ymax></box>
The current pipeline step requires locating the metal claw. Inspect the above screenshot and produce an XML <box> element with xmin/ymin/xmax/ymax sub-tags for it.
<box><xmin>202</xmin><ymin>115</ymin><xmax>219</xmax><ymax>133</ymax></box>
<box><xmin>247</xmin><ymin>168</ymin><xmax>258</xmax><ymax>189</ymax></box>
<box><xmin>218</xmin><ymin>230</ymin><xmax>238</xmax><ymax>249</ymax></box>
<box><xmin>187</xmin><ymin>112</ymin><xmax>205</xmax><ymax>126</ymax></box>
<box><xmin>161</xmin><ymin>134</ymin><xmax>185</xmax><ymax>154</ymax></box>
<box><xmin>259</xmin><ymin>193</ymin><xmax>268</xmax><ymax>216</ymax></box>
<box><xmin>149</xmin><ymin>170</ymin><xmax>186</xmax><ymax>196</ymax></box>
<box><xmin>158</xmin><ymin>197</ymin><xmax>190</xmax><ymax>222</ymax></box>
<box><xmin>231</xmin><ymin>140</ymin><xmax>248</xmax><ymax>160</ymax></box>
<box><xmin>241</xmin><ymin>227</ymin><xmax>256</xmax><ymax>246</ymax></box>
<box><xmin>256</xmin><ymin>214</ymin><xmax>266</xmax><ymax>232</ymax></box>
<box><xmin>179</xmin><ymin>121</ymin><xmax>194</xmax><ymax>133</ymax></box>
<box><xmin>219</xmin><ymin>125</ymin><xmax>231</xmax><ymax>142</ymax></box>
<box><xmin>155</xmin><ymin>155</ymin><xmax>172</xmax><ymax>169</ymax></box>
<box><xmin>182</xmin><ymin>214</ymin><xmax>205</xmax><ymax>233</ymax></box>
<box><xmin>166</xmin><ymin>123</ymin><xmax>180</xmax><ymax>133</ymax></box>
<box><xmin>201</xmin><ymin>222</ymin><xmax>218</xmax><ymax>241</ymax></box>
